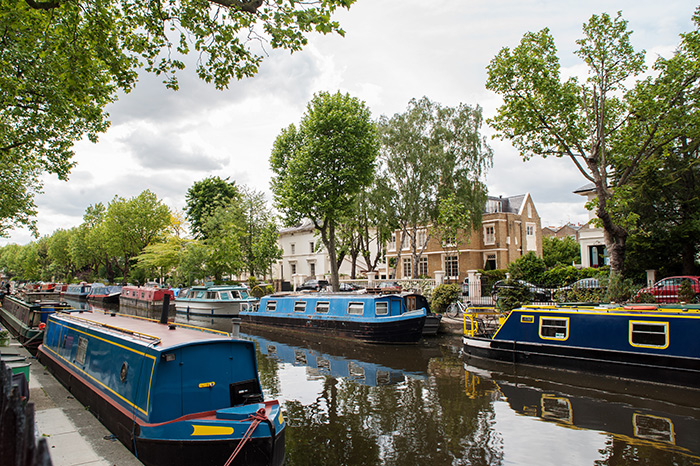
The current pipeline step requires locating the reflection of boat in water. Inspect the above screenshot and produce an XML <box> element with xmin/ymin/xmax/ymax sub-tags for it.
<box><xmin>242</xmin><ymin>293</ymin><xmax>426</xmax><ymax>343</ymax></box>
<box><xmin>38</xmin><ymin>309</ymin><xmax>286</xmax><ymax>466</ymax></box>
<box><xmin>180</xmin><ymin>314</ymin><xmax>441</xmax><ymax>385</ymax></box>
<box><xmin>464</xmin><ymin>360</ymin><xmax>700</xmax><ymax>459</ymax></box>
<box><xmin>176</xmin><ymin>284</ymin><xmax>257</xmax><ymax>319</ymax></box>
<box><xmin>242</xmin><ymin>331</ymin><xmax>427</xmax><ymax>386</ymax></box>
<box><xmin>462</xmin><ymin>304</ymin><xmax>700</xmax><ymax>387</ymax></box>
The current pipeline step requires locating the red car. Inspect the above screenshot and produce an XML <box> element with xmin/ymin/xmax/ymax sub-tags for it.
<box><xmin>636</xmin><ymin>276</ymin><xmax>700</xmax><ymax>303</ymax></box>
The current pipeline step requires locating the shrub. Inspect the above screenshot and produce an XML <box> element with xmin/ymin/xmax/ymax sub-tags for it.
<box><xmin>606</xmin><ymin>273</ymin><xmax>637</xmax><ymax>303</ymax></box>
<box><xmin>493</xmin><ymin>279</ymin><xmax>533</xmax><ymax>312</ymax></box>
<box><xmin>430</xmin><ymin>283</ymin><xmax>461</xmax><ymax>313</ymax></box>
<box><xmin>508</xmin><ymin>252</ymin><xmax>546</xmax><ymax>284</ymax></box>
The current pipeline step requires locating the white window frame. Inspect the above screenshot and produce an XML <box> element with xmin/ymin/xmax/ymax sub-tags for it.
<box><xmin>484</xmin><ymin>224</ymin><xmax>496</xmax><ymax>245</ymax></box>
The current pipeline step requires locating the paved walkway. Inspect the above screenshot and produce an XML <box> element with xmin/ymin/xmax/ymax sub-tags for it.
<box><xmin>2</xmin><ymin>335</ymin><xmax>142</xmax><ymax>466</ymax></box>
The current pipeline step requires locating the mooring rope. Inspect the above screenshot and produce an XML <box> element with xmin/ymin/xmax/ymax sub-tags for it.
<box><xmin>223</xmin><ymin>407</ymin><xmax>268</xmax><ymax>466</ymax></box>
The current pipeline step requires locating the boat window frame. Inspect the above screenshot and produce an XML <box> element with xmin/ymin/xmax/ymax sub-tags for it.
<box><xmin>76</xmin><ymin>337</ymin><xmax>88</xmax><ymax>365</ymax></box>
<box><xmin>629</xmin><ymin>320</ymin><xmax>669</xmax><ymax>349</ymax></box>
<box><xmin>219</xmin><ymin>291</ymin><xmax>232</xmax><ymax>300</ymax></box>
<box><xmin>375</xmin><ymin>301</ymin><xmax>389</xmax><ymax>316</ymax></box>
<box><xmin>347</xmin><ymin>302</ymin><xmax>365</xmax><ymax>316</ymax></box>
<box><xmin>266</xmin><ymin>300</ymin><xmax>277</xmax><ymax>312</ymax></box>
<box><xmin>294</xmin><ymin>301</ymin><xmax>307</xmax><ymax>313</ymax></box>
<box><xmin>539</xmin><ymin>316</ymin><xmax>569</xmax><ymax>341</ymax></box>
<box><xmin>315</xmin><ymin>301</ymin><xmax>330</xmax><ymax>313</ymax></box>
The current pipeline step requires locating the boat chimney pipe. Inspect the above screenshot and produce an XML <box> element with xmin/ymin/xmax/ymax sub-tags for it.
<box><xmin>160</xmin><ymin>293</ymin><xmax>170</xmax><ymax>324</ymax></box>
<box><xmin>231</xmin><ymin>317</ymin><xmax>241</xmax><ymax>338</ymax></box>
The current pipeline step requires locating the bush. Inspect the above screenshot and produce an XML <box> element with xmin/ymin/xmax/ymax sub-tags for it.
<box><xmin>493</xmin><ymin>279</ymin><xmax>533</xmax><ymax>313</ymax></box>
<box><xmin>606</xmin><ymin>273</ymin><xmax>637</xmax><ymax>303</ymax></box>
<box><xmin>508</xmin><ymin>252</ymin><xmax>546</xmax><ymax>284</ymax></box>
<box><xmin>430</xmin><ymin>283</ymin><xmax>462</xmax><ymax>313</ymax></box>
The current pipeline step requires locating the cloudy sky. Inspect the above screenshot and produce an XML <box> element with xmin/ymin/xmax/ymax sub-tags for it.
<box><xmin>3</xmin><ymin>0</ymin><xmax>696</xmax><ymax>246</ymax></box>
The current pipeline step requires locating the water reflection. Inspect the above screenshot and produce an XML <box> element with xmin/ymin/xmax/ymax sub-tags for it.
<box><xmin>66</xmin><ymin>303</ymin><xmax>700</xmax><ymax>465</ymax></box>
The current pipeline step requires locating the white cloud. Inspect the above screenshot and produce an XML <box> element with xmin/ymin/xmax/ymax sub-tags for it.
<box><xmin>2</xmin><ymin>0</ymin><xmax>696</xmax><ymax>245</ymax></box>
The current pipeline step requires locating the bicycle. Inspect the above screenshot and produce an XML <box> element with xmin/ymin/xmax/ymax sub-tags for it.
<box><xmin>445</xmin><ymin>300</ymin><xmax>468</xmax><ymax>318</ymax></box>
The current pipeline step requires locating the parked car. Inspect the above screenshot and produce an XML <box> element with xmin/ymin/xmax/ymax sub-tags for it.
<box><xmin>297</xmin><ymin>279</ymin><xmax>330</xmax><ymax>292</ymax></box>
<box><xmin>554</xmin><ymin>278</ymin><xmax>604</xmax><ymax>302</ymax></box>
<box><xmin>491</xmin><ymin>279</ymin><xmax>552</xmax><ymax>303</ymax></box>
<box><xmin>338</xmin><ymin>283</ymin><xmax>363</xmax><ymax>292</ymax></box>
<box><xmin>635</xmin><ymin>276</ymin><xmax>700</xmax><ymax>303</ymax></box>
<box><xmin>377</xmin><ymin>281</ymin><xmax>402</xmax><ymax>293</ymax></box>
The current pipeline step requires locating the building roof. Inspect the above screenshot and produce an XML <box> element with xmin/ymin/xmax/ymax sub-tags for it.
<box><xmin>279</xmin><ymin>218</ymin><xmax>315</xmax><ymax>235</ymax></box>
<box><xmin>486</xmin><ymin>194</ymin><xmax>528</xmax><ymax>214</ymax></box>
<box><xmin>573</xmin><ymin>183</ymin><xmax>596</xmax><ymax>194</ymax></box>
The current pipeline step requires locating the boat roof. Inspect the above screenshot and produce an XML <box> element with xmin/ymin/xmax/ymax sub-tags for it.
<box><xmin>50</xmin><ymin>310</ymin><xmax>235</xmax><ymax>350</ymax></box>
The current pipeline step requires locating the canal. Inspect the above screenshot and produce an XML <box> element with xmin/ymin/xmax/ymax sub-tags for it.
<box><xmin>81</xmin><ymin>301</ymin><xmax>700</xmax><ymax>466</ymax></box>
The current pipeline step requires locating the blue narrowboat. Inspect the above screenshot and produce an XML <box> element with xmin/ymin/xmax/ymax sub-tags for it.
<box><xmin>242</xmin><ymin>293</ymin><xmax>427</xmax><ymax>343</ymax></box>
<box><xmin>64</xmin><ymin>282</ymin><xmax>92</xmax><ymax>300</ymax></box>
<box><xmin>176</xmin><ymin>284</ymin><xmax>257</xmax><ymax>319</ymax></box>
<box><xmin>86</xmin><ymin>284</ymin><xmax>122</xmax><ymax>304</ymax></box>
<box><xmin>462</xmin><ymin>304</ymin><xmax>700</xmax><ymax>387</ymax></box>
<box><xmin>0</xmin><ymin>294</ymin><xmax>74</xmax><ymax>353</ymax></box>
<box><xmin>38</xmin><ymin>310</ymin><xmax>285</xmax><ymax>466</ymax></box>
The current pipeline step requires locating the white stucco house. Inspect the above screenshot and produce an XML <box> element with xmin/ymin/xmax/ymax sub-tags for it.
<box><xmin>273</xmin><ymin>219</ymin><xmax>384</xmax><ymax>289</ymax></box>
<box><xmin>574</xmin><ymin>183</ymin><xmax>608</xmax><ymax>268</ymax></box>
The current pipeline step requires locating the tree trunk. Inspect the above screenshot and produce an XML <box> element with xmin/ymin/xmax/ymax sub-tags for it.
<box><xmin>320</xmin><ymin>221</ymin><xmax>340</xmax><ymax>292</ymax></box>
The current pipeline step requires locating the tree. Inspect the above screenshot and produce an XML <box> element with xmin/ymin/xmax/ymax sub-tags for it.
<box><xmin>102</xmin><ymin>190</ymin><xmax>172</xmax><ymax>280</ymax></box>
<box><xmin>1</xmin><ymin>0</ymin><xmax>354</xmax><ymax>236</ymax></box>
<box><xmin>542</xmin><ymin>236</ymin><xmax>581</xmax><ymax>268</ymax></box>
<box><xmin>270</xmin><ymin>91</ymin><xmax>378</xmax><ymax>291</ymax></box>
<box><xmin>376</xmin><ymin>97</ymin><xmax>492</xmax><ymax>278</ymax></box>
<box><xmin>201</xmin><ymin>203</ymin><xmax>245</xmax><ymax>280</ymax></box>
<box><xmin>185</xmin><ymin>177</ymin><xmax>239</xmax><ymax>239</ymax></box>
<box><xmin>486</xmin><ymin>11</ymin><xmax>700</xmax><ymax>277</ymax></box>
<box><xmin>239</xmin><ymin>188</ymin><xmax>282</xmax><ymax>279</ymax></box>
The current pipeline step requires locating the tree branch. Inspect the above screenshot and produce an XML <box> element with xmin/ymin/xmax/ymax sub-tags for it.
<box><xmin>207</xmin><ymin>0</ymin><xmax>263</xmax><ymax>13</ymax></box>
<box><xmin>25</xmin><ymin>0</ymin><xmax>60</xmax><ymax>10</ymax></box>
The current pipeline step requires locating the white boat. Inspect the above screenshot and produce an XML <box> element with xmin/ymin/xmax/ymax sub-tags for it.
<box><xmin>175</xmin><ymin>284</ymin><xmax>257</xmax><ymax>318</ymax></box>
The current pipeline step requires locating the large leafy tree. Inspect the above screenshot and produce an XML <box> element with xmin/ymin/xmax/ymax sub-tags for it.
<box><xmin>486</xmin><ymin>11</ymin><xmax>700</xmax><ymax>277</ymax></box>
<box><xmin>185</xmin><ymin>176</ymin><xmax>239</xmax><ymax>239</ymax></box>
<box><xmin>1</xmin><ymin>0</ymin><xmax>354</xmax><ymax>236</ymax></box>
<box><xmin>239</xmin><ymin>187</ymin><xmax>282</xmax><ymax>279</ymax></box>
<box><xmin>102</xmin><ymin>190</ymin><xmax>172</xmax><ymax>280</ymax></box>
<box><xmin>376</xmin><ymin>97</ymin><xmax>492</xmax><ymax>278</ymax></box>
<box><xmin>270</xmin><ymin>91</ymin><xmax>378</xmax><ymax>291</ymax></box>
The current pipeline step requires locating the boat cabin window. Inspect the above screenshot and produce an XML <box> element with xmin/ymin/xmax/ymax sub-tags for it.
<box><xmin>294</xmin><ymin>301</ymin><xmax>307</xmax><ymax>312</ymax></box>
<box><xmin>239</xmin><ymin>290</ymin><xmax>249</xmax><ymax>299</ymax></box>
<box><xmin>539</xmin><ymin>317</ymin><xmax>569</xmax><ymax>340</ymax></box>
<box><xmin>231</xmin><ymin>291</ymin><xmax>240</xmax><ymax>299</ymax></box>
<box><xmin>196</xmin><ymin>290</ymin><xmax>206</xmax><ymax>298</ymax></box>
<box><xmin>630</xmin><ymin>321</ymin><xmax>668</xmax><ymax>348</ymax></box>
<box><xmin>76</xmin><ymin>337</ymin><xmax>88</xmax><ymax>365</ymax></box>
<box><xmin>347</xmin><ymin>302</ymin><xmax>364</xmax><ymax>315</ymax></box>
<box><xmin>316</xmin><ymin>301</ymin><xmax>330</xmax><ymax>313</ymax></box>
<box><xmin>219</xmin><ymin>291</ymin><xmax>231</xmax><ymax>300</ymax></box>
<box><xmin>266</xmin><ymin>301</ymin><xmax>277</xmax><ymax>312</ymax></box>
<box><xmin>375</xmin><ymin>302</ymin><xmax>389</xmax><ymax>316</ymax></box>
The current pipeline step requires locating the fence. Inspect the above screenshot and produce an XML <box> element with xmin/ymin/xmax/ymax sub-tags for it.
<box><xmin>0</xmin><ymin>361</ymin><xmax>53</xmax><ymax>466</ymax></box>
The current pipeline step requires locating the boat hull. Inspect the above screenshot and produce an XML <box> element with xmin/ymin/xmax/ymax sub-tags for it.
<box><xmin>176</xmin><ymin>301</ymin><xmax>249</xmax><ymax>318</ymax></box>
<box><xmin>0</xmin><ymin>296</ymin><xmax>71</xmax><ymax>353</ymax></box>
<box><xmin>240</xmin><ymin>312</ymin><xmax>425</xmax><ymax>343</ymax></box>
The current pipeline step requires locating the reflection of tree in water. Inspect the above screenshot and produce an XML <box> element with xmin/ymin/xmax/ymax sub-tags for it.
<box><xmin>594</xmin><ymin>437</ymin><xmax>699</xmax><ymax>466</ymax></box>
<box><xmin>278</xmin><ymin>353</ymin><xmax>503</xmax><ymax>466</ymax></box>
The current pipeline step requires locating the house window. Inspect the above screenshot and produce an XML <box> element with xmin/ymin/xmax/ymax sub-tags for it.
<box><xmin>290</xmin><ymin>262</ymin><xmax>297</xmax><ymax>275</ymax></box>
<box><xmin>417</xmin><ymin>229</ymin><xmax>427</xmax><ymax>248</ymax></box>
<box><xmin>527</xmin><ymin>225</ymin><xmax>535</xmax><ymax>236</ymax></box>
<box><xmin>418</xmin><ymin>257</ymin><xmax>428</xmax><ymax>276</ymax></box>
<box><xmin>484</xmin><ymin>253</ymin><xmax>497</xmax><ymax>270</ymax></box>
<box><xmin>309</xmin><ymin>262</ymin><xmax>316</xmax><ymax>277</ymax></box>
<box><xmin>484</xmin><ymin>225</ymin><xmax>495</xmax><ymax>245</ymax></box>
<box><xmin>539</xmin><ymin>317</ymin><xmax>569</xmax><ymax>340</ymax></box>
<box><xmin>290</xmin><ymin>243</ymin><xmax>296</xmax><ymax>254</ymax></box>
<box><xmin>443</xmin><ymin>236</ymin><xmax>457</xmax><ymax>248</ymax></box>
<box><xmin>402</xmin><ymin>258</ymin><xmax>412</xmax><ymax>278</ymax></box>
<box><xmin>294</xmin><ymin>301</ymin><xmax>306</xmax><ymax>313</ymax></box>
<box><xmin>316</xmin><ymin>301</ymin><xmax>330</xmax><ymax>313</ymax></box>
<box><xmin>388</xmin><ymin>233</ymin><xmax>396</xmax><ymax>251</ymax></box>
<box><xmin>309</xmin><ymin>241</ymin><xmax>314</xmax><ymax>252</ymax></box>
<box><xmin>347</xmin><ymin>302</ymin><xmax>364</xmax><ymax>315</ymax></box>
<box><xmin>526</xmin><ymin>222</ymin><xmax>536</xmax><ymax>251</ymax></box>
<box><xmin>630</xmin><ymin>321</ymin><xmax>668</xmax><ymax>348</ymax></box>
<box><xmin>375</xmin><ymin>302</ymin><xmax>389</xmax><ymax>316</ymax></box>
<box><xmin>445</xmin><ymin>255</ymin><xmax>459</xmax><ymax>278</ymax></box>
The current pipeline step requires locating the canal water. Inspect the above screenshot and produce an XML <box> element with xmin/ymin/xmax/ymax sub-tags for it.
<box><xmin>78</xmin><ymin>301</ymin><xmax>700</xmax><ymax>466</ymax></box>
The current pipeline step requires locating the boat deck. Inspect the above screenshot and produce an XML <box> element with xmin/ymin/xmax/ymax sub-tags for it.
<box><xmin>53</xmin><ymin>310</ymin><xmax>232</xmax><ymax>349</ymax></box>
